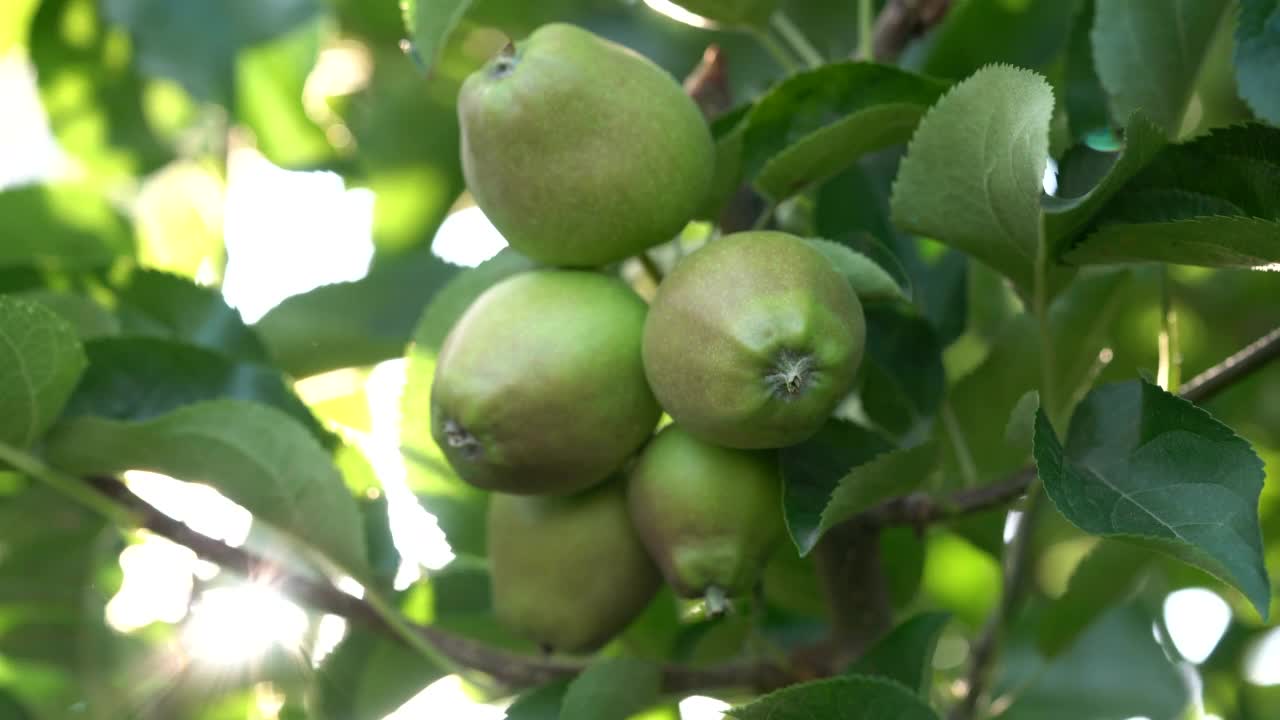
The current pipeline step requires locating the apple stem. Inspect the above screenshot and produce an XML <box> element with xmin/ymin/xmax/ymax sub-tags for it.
<box><xmin>705</xmin><ymin>585</ymin><xmax>731</xmax><ymax>618</ymax></box>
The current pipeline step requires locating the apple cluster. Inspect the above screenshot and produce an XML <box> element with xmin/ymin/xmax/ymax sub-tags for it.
<box><xmin>430</xmin><ymin>23</ymin><xmax>866</xmax><ymax>653</ymax></box>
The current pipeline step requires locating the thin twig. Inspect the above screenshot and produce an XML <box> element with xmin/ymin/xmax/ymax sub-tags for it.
<box><xmin>60</xmin><ymin>324</ymin><xmax>1280</xmax><ymax>699</ymax></box>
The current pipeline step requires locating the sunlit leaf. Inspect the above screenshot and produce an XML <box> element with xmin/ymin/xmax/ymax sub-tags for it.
<box><xmin>0</xmin><ymin>297</ymin><xmax>86</xmax><ymax>449</ymax></box>
<box><xmin>0</xmin><ymin>184</ymin><xmax>133</xmax><ymax>269</ymax></box>
<box><xmin>45</xmin><ymin>399</ymin><xmax>369</xmax><ymax>576</ymax></box>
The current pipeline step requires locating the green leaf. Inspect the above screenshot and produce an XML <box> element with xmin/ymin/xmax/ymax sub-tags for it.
<box><xmin>890</xmin><ymin>65</ymin><xmax>1054</xmax><ymax>293</ymax></box>
<box><xmin>0</xmin><ymin>690</ymin><xmax>34</xmax><ymax>720</ymax></box>
<box><xmin>560</xmin><ymin>657</ymin><xmax>661</xmax><ymax>720</ymax></box>
<box><xmin>403</xmin><ymin>0</ymin><xmax>472</xmax><ymax>74</ymax></box>
<box><xmin>1037</xmin><ymin>540</ymin><xmax>1151</xmax><ymax>656</ymax></box>
<box><xmin>859</xmin><ymin>305</ymin><xmax>945</xmax><ymax>441</ymax></box>
<box><xmin>808</xmin><ymin>444</ymin><xmax>938</xmax><ymax>556</ymax></box>
<box><xmin>15</xmin><ymin>291</ymin><xmax>121</xmax><ymax>340</ymax></box>
<box><xmin>1235</xmin><ymin>0</ymin><xmax>1280</xmax><ymax>125</ymax></box>
<box><xmin>505</xmin><ymin>680</ymin><xmax>572</xmax><ymax>720</ymax></box>
<box><xmin>1034</xmin><ymin>380</ymin><xmax>1271</xmax><ymax>618</ymax></box>
<box><xmin>1066</xmin><ymin>215</ymin><xmax>1280</xmax><ymax>269</ymax></box>
<box><xmin>741</xmin><ymin>63</ymin><xmax>948</xmax><ymax>200</ymax></box>
<box><xmin>0</xmin><ymin>184</ymin><xmax>133</xmax><ymax>269</ymax></box>
<box><xmin>413</xmin><ymin>249</ymin><xmax>537</xmax><ymax>351</ymax></box>
<box><xmin>30</xmin><ymin>0</ymin><xmax>173</xmax><ymax>180</ymax></box>
<box><xmin>0</xmin><ymin>296</ymin><xmax>87</xmax><ymax>449</ymax></box>
<box><xmin>0</xmin><ymin>0</ymin><xmax>39</xmax><ymax>52</ymax></box>
<box><xmin>235</xmin><ymin>15</ymin><xmax>334</xmax><ymax>168</ymax></box>
<box><xmin>996</xmin><ymin>604</ymin><xmax>1189</xmax><ymax>720</ymax></box>
<box><xmin>921</xmin><ymin>0</ymin><xmax>1083</xmax><ymax>80</ymax></box>
<box><xmin>780</xmin><ymin>420</ymin><xmax>893</xmax><ymax>555</ymax></box>
<box><xmin>804</xmin><ymin>238</ymin><xmax>909</xmax><ymax>304</ymax></box>
<box><xmin>1091</xmin><ymin>0</ymin><xmax>1232</xmax><ymax>138</ymax></box>
<box><xmin>314</xmin><ymin>627</ymin><xmax>443</xmax><ymax>720</ymax></box>
<box><xmin>117</xmin><ymin>270</ymin><xmax>269</xmax><ymax>363</ymax></box>
<box><xmin>1043</xmin><ymin>114</ymin><xmax>1169</xmax><ymax>253</ymax></box>
<box><xmin>44</xmin><ymin>399</ymin><xmax>368</xmax><ymax>576</ymax></box>
<box><xmin>101</xmin><ymin>0</ymin><xmax>321</xmax><ymax>105</ymax></box>
<box><xmin>256</xmin><ymin>251</ymin><xmax>459</xmax><ymax>378</ymax></box>
<box><xmin>845</xmin><ymin>612</ymin><xmax>951</xmax><ymax>697</ymax></box>
<box><xmin>61</xmin><ymin>337</ymin><xmax>332</xmax><ymax>448</ymax></box>
<box><xmin>1063</xmin><ymin>0</ymin><xmax>1109</xmax><ymax>141</ymax></box>
<box><xmin>728</xmin><ymin>675</ymin><xmax>938</xmax><ymax>720</ymax></box>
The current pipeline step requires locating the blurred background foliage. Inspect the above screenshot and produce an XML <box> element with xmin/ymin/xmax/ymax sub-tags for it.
<box><xmin>0</xmin><ymin>0</ymin><xmax>1278</xmax><ymax>718</ymax></box>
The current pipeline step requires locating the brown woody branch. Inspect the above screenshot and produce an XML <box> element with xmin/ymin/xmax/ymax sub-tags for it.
<box><xmin>870</xmin><ymin>0</ymin><xmax>954</xmax><ymax>62</ymax></box>
<box><xmin>79</xmin><ymin>323</ymin><xmax>1280</xmax><ymax>697</ymax></box>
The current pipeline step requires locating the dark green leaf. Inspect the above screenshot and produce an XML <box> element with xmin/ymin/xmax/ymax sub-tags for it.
<box><xmin>810</xmin><ymin>444</ymin><xmax>937</xmax><ymax>556</ymax></box>
<box><xmin>1063</xmin><ymin>0</ymin><xmax>1109</xmax><ymax>141</ymax></box>
<box><xmin>0</xmin><ymin>184</ymin><xmax>133</xmax><ymax>269</ymax></box>
<box><xmin>1091</xmin><ymin>0</ymin><xmax>1232</xmax><ymax>138</ymax></box>
<box><xmin>256</xmin><ymin>251</ymin><xmax>459</xmax><ymax>377</ymax></box>
<box><xmin>101</xmin><ymin>0</ymin><xmax>320</xmax><ymax>104</ymax></box>
<box><xmin>1043</xmin><ymin>114</ymin><xmax>1169</xmax><ymax>254</ymax></box>
<box><xmin>61</xmin><ymin>337</ymin><xmax>332</xmax><ymax>447</ymax></box>
<box><xmin>996</xmin><ymin>604</ymin><xmax>1189</xmax><ymax>720</ymax></box>
<box><xmin>0</xmin><ymin>689</ymin><xmax>34</xmax><ymax>720</ymax></box>
<box><xmin>314</xmin><ymin>627</ymin><xmax>443</xmax><ymax>720</ymax></box>
<box><xmin>1034</xmin><ymin>380</ymin><xmax>1271</xmax><ymax>617</ymax></box>
<box><xmin>921</xmin><ymin>0</ymin><xmax>1083</xmax><ymax>79</ymax></box>
<box><xmin>0</xmin><ymin>296</ymin><xmax>87</xmax><ymax>449</ymax></box>
<box><xmin>1066</xmin><ymin>216</ymin><xmax>1280</xmax><ymax>269</ymax></box>
<box><xmin>45</xmin><ymin>399</ymin><xmax>368</xmax><ymax>576</ymax></box>
<box><xmin>741</xmin><ymin>63</ymin><xmax>948</xmax><ymax>200</ymax></box>
<box><xmin>15</xmin><ymin>291</ymin><xmax>120</xmax><ymax>340</ymax></box>
<box><xmin>403</xmin><ymin>0</ymin><xmax>472</xmax><ymax>74</ymax></box>
<box><xmin>860</xmin><ymin>305</ymin><xmax>945</xmax><ymax>441</ymax></box>
<box><xmin>1235</xmin><ymin>0</ymin><xmax>1280</xmax><ymax>125</ymax></box>
<box><xmin>890</xmin><ymin>65</ymin><xmax>1054</xmax><ymax>293</ymax></box>
<box><xmin>30</xmin><ymin>0</ymin><xmax>173</xmax><ymax>179</ymax></box>
<box><xmin>117</xmin><ymin>270</ymin><xmax>269</xmax><ymax>363</ymax></box>
<box><xmin>780</xmin><ymin>420</ymin><xmax>893</xmax><ymax>555</ymax></box>
<box><xmin>846</xmin><ymin>612</ymin><xmax>951</xmax><ymax>697</ymax></box>
<box><xmin>505</xmin><ymin>680</ymin><xmax>572</xmax><ymax>720</ymax></box>
<box><xmin>1037</xmin><ymin>541</ymin><xmax>1151</xmax><ymax>656</ymax></box>
<box><xmin>728</xmin><ymin>675</ymin><xmax>938</xmax><ymax>720</ymax></box>
<box><xmin>413</xmin><ymin>249</ymin><xmax>537</xmax><ymax>351</ymax></box>
<box><xmin>560</xmin><ymin>656</ymin><xmax>661</xmax><ymax>720</ymax></box>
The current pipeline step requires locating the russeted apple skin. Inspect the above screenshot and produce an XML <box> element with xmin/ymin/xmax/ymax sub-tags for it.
<box><xmin>627</xmin><ymin>424</ymin><xmax>783</xmax><ymax>599</ymax></box>
<box><xmin>457</xmin><ymin>23</ymin><xmax>714</xmax><ymax>267</ymax></box>
<box><xmin>488</xmin><ymin>477</ymin><xmax>662</xmax><ymax>653</ymax></box>
<box><xmin>642</xmin><ymin>231</ymin><xmax>866</xmax><ymax>449</ymax></box>
<box><xmin>430</xmin><ymin>270</ymin><xmax>661</xmax><ymax>495</ymax></box>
